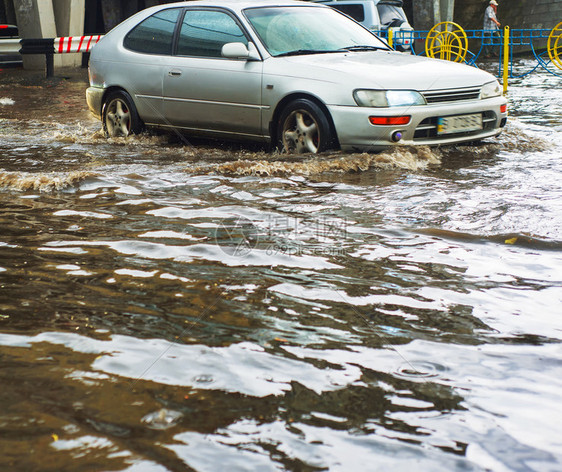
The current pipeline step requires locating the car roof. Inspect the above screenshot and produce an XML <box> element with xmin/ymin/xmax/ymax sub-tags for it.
<box><xmin>159</xmin><ymin>0</ymin><xmax>326</xmax><ymax>10</ymax></box>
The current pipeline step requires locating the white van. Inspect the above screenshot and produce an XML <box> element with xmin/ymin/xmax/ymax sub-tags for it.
<box><xmin>317</xmin><ymin>0</ymin><xmax>414</xmax><ymax>51</ymax></box>
<box><xmin>0</xmin><ymin>24</ymin><xmax>22</xmax><ymax>67</ymax></box>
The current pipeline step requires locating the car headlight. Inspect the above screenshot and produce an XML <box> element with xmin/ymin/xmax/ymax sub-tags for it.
<box><xmin>480</xmin><ymin>80</ymin><xmax>502</xmax><ymax>99</ymax></box>
<box><xmin>354</xmin><ymin>90</ymin><xmax>426</xmax><ymax>107</ymax></box>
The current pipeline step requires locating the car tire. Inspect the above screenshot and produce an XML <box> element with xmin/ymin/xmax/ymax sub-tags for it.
<box><xmin>102</xmin><ymin>90</ymin><xmax>143</xmax><ymax>138</ymax></box>
<box><xmin>277</xmin><ymin>99</ymin><xmax>335</xmax><ymax>154</ymax></box>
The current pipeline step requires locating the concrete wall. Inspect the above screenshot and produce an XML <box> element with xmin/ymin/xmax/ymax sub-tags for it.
<box><xmin>455</xmin><ymin>0</ymin><xmax>562</xmax><ymax>30</ymax></box>
<box><xmin>53</xmin><ymin>0</ymin><xmax>85</xmax><ymax>66</ymax></box>
<box><xmin>12</xmin><ymin>0</ymin><xmax>85</xmax><ymax>69</ymax></box>
<box><xmin>453</xmin><ymin>0</ymin><xmax>562</xmax><ymax>52</ymax></box>
<box><xmin>411</xmin><ymin>0</ymin><xmax>437</xmax><ymax>31</ymax></box>
<box><xmin>14</xmin><ymin>0</ymin><xmax>58</xmax><ymax>69</ymax></box>
<box><xmin>411</xmin><ymin>0</ymin><xmax>457</xmax><ymax>31</ymax></box>
<box><xmin>1</xmin><ymin>0</ymin><xmax>17</xmax><ymax>24</ymax></box>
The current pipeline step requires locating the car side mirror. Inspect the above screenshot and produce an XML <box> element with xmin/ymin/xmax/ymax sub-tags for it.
<box><xmin>221</xmin><ymin>42</ymin><xmax>260</xmax><ymax>60</ymax></box>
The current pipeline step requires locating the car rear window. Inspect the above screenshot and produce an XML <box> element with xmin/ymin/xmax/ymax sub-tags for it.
<box><xmin>124</xmin><ymin>8</ymin><xmax>180</xmax><ymax>55</ymax></box>
<box><xmin>331</xmin><ymin>4</ymin><xmax>365</xmax><ymax>23</ymax></box>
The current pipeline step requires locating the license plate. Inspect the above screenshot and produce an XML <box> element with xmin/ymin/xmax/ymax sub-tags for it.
<box><xmin>437</xmin><ymin>114</ymin><xmax>482</xmax><ymax>135</ymax></box>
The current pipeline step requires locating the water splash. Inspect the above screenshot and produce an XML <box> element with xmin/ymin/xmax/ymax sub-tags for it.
<box><xmin>192</xmin><ymin>146</ymin><xmax>442</xmax><ymax>176</ymax></box>
<box><xmin>0</xmin><ymin>171</ymin><xmax>96</xmax><ymax>192</ymax></box>
<box><xmin>498</xmin><ymin>123</ymin><xmax>552</xmax><ymax>153</ymax></box>
<box><xmin>0</xmin><ymin>98</ymin><xmax>15</xmax><ymax>106</ymax></box>
<box><xmin>42</xmin><ymin>124</ymin><xmax>104</xmax><ymax>144</ymax></box>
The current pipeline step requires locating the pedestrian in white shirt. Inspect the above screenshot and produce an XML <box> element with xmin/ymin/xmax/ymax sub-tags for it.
<box><xmin>483</xmin><ymin>0</ymin><xmax>501</xmax><ymax>58</ymax></box>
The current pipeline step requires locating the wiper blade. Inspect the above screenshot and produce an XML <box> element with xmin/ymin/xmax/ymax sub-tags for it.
<box><xmin>275</xmin><ymin>49</ymin><xmax>342</xmax><ymax>57</ymax></box>
<box><xmin>340</xmin><ymin>45</ymin><xmax>388</xmax><ymax>52</ymax></box>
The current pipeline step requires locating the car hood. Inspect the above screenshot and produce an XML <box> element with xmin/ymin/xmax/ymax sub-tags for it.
<box><xmin>273</xmin><ymin>51</ymin><xmax>495</xmax><ymax>90</ymax></box>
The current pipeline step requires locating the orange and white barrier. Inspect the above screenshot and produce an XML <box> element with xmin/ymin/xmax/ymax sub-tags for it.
<box><xmin>0</xmin><ymin>35</ymin><xmax>104</xmax><ymax>55</ymax></box>
<box><xmin>55</xmin><ymin>35</ymin><xmax>103</xmax><ymax>54</ymax></box>
<box><xmin>0</xmin><ymin>34</ymin><xmax>104</xmax><ymax>76</ymax></box>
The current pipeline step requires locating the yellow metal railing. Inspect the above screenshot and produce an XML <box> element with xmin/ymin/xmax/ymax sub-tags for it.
<box><xmin>425</xmin><ymin>22</ymin><xmax>468</xmax><ymax>63</ymax></box>
<box><xmin>502</xmin><ymin>26</ymin><xmax>510</xmax><ymax>94</ymax></box>
<box><xmin>548</xmin><ymin>21</ymin><xmax>562</xmax><ymax>69</ymax></box>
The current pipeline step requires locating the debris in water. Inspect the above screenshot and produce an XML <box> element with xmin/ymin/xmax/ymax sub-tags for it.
<box><xmin>141</xmin><ymin>408</ymin><xmax>183</xmax><ymax>430</ymax></box>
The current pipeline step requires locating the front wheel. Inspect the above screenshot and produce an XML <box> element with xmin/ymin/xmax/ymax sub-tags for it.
<box><xmin>102</xmin><ymin>90</ymin><xmax>143</xmax><ymax>138</ymax></box>
<box><xmin>277</xmin><ymin>99</ymin><xmax>335</xmax><ymax>154</ymax></box>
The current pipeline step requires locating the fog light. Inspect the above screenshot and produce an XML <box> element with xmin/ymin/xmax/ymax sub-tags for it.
<box><xmin>391</xmin><ymin>131</ymin><xmax>403</xmax><ymax>142</ymax></box>
<box><xmin>369</xmin><ymin>116</ymin><xmax>411</xmax><ymax>126</ymax></box>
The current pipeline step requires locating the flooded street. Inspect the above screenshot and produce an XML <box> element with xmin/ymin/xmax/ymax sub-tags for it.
<box><xmin>0</xmin><ymin>61</ymin><xmax>561</xmax><ymax>471</ymax></box>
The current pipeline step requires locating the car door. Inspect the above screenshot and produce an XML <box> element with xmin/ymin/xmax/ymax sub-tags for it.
<box><xmin>162</xmin><ymin>9</ymin><xmax>263</xmax><ymax>137</ymax></box>
<box><xmin>121</xmin><ymin>7</ymin><xmax>182</xmax><ymax>125</ymax></box>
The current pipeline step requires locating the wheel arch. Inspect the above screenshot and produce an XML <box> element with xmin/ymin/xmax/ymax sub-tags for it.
<box><xmin>101</xmin><ymin>86</ymin><xmax>144</xmax><ymax>137</ymax></box>
<box><xmin>269</xmin><ymin>93</ymin><xmax>340</xmax><ymax>148</ymax></box>
<box><xmin>101</xmin><ymin>86</ymin><xmax>133</xmax><ymax>114</ymax></box>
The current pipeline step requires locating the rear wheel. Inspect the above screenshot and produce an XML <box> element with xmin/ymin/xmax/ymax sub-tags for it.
<box><xmin>102</xmin><ymin>90</ymin><xmax>143</xmax><ymax>137</ymax></box>
<box><xmin>277</xmin><ymin>99</ymin><xmax>334</xmax><ymax>154</ymax></box>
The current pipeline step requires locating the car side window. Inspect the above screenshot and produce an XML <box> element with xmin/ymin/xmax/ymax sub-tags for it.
<box><xmin>177</xmin><ymin>10</ymin><xmax>248</xmax><ymax>58</ymax></box>
<box><xmin>124</xmin><ymin>8</ymin><xmax>180</xmax><ymax>55</ymax></box>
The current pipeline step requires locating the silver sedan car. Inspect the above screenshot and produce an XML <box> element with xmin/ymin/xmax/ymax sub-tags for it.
<box><xmin>86</xmin><ymin>0</ymin><xmax>508</xmax><ymax>153</ymax></box>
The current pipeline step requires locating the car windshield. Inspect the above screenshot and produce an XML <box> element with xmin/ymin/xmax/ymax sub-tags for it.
<box><xmin>377</xmin><ymin>5</ymin><xmax>408</xmax><ymax>27</ymax></box>
<box><xmin>244</xmin><ymin>6</ymin><xmax>389</xmax><ymax>57</ymax></box>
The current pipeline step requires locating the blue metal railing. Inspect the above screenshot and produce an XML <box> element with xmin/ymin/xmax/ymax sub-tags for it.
<box><xmin>378</xmin><ymin>27</ymin><xmax>562</xmax><ymax>79</ymax></box>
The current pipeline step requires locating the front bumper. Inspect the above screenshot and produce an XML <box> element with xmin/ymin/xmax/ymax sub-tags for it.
<box><xmin>328</xmin><ymin>96</ymin><xmax>508</xmax><ymax>152</ymax></box>
<box><xmin>86</xmin><ymin>86</ymin><xmax>105</xmax><ymax>120</ymax></box>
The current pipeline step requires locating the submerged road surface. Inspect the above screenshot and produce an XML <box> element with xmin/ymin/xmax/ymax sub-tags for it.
<box><xmin>0</xmin><ymin>63</ymin><xmax>561</xmax><ymax>471</ymax></box>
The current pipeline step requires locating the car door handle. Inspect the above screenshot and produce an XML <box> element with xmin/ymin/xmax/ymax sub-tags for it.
<box><xmin>168</xmin><ymin>70</ymin><xmax>182</xmax><ymax>77</ymax></box>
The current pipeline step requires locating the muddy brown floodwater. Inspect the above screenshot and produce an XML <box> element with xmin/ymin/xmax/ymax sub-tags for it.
<box><xmin>0</xmin><ymin>62</ymin><xmax>561</xmax><ymax>472</ymax></box>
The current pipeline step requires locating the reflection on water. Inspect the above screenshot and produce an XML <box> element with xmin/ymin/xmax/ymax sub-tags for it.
<box><xmin>0</xmin><ymin>62</ymin><xmax>561</xmax><ymax>471</ymax></box>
